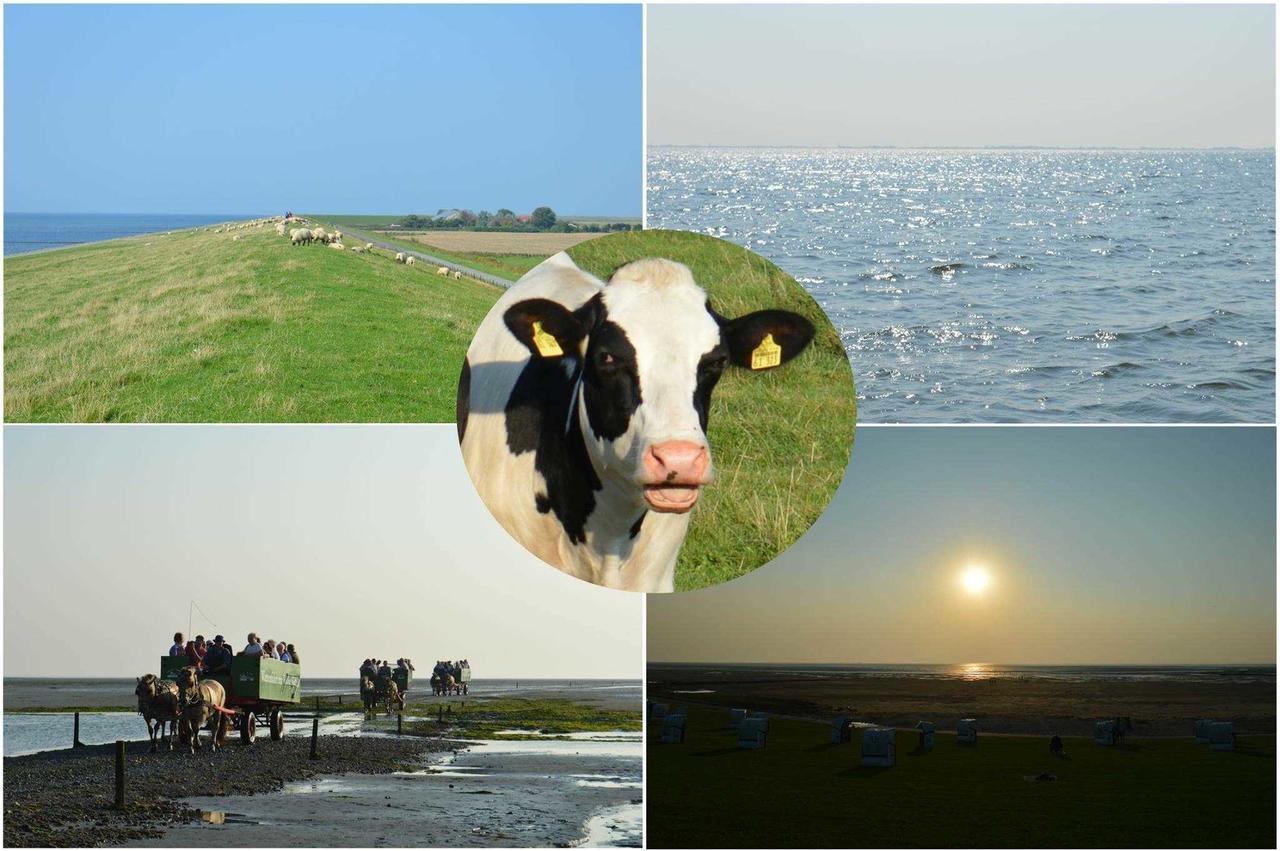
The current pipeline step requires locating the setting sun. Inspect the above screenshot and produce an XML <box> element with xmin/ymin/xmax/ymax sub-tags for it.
<box><xmin>961</xmin><ymin>565</ymin><xmax>992</xmax><ymax>595</ymax></box>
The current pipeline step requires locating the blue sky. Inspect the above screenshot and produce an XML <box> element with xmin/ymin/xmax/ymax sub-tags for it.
<box><xmin>650</xmin><ymin>5</ymin><xmax>1276</xmax><ymax>147</ymax></box>
<box><xmin>650</xmin><ymin>427</ymin><xmax>1276</xmax><ymax>665</ymax></box>
<box><xmin>4</xmin><ymin>4</ymin><xmax>641</xmax><ymax>215</ymax></box>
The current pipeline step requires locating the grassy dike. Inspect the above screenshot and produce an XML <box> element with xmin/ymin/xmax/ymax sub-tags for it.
<box><xmin>4</xmin><ymin>221</ymin><xmax>501</xmax><ymax>422</ymax></box>
<box><xmin>568</xmin><ymin>230</ymin><xmax>858</xmax><ymax>591</ymax></box>
<box><xmin>648</xmin><ymin>707</ymin><xmax>1276</xmax><ymax>848</ymax></box>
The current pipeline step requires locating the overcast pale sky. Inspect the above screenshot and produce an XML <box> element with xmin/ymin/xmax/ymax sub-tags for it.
<box><xmin>649</xmin><ymin>4</ymin><xmax>1276</xmax><ymax>148</ymax></box>
<box><xmin>649</xmin><ymin>427</ymin><xmax>1276</xmax><ymax>665</ymax></box>
<box><xmin>4</xmin><ymin>426</ymin><xmax>642</xmax><ymax>679</ymax></box>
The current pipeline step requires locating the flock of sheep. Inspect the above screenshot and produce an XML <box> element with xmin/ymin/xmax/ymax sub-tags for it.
<box><xmin>204</xmin><ymin>217</ymin><xmax>470</xmax><ymax>281</ymax></box>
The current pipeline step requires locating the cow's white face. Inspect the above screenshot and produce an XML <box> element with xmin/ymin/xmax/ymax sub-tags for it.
<box><xmin>577</xmin><ymin>260</ymin><xmax>724</xmax><ymax>513</ymax></box>
<box><xmin>502</xmin><ymin>257</ymin><xmax>816</xmax><ymax>516</ymax></box>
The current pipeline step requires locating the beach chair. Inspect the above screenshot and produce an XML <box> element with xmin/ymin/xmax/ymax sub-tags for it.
<box><xmin>737</xmin><ymin>717</ymin><xmax>768</xmax><ymax>749</ymax></box>
<box><xmin>1194</xmin><ymin>719</ymin><xmax>1215</xmax><ymax>744</ymax></box>
<box><xmin>729</xmin><ymin>708</ymin><xmax>747</xmax><ymax>729</ymax></box>
<box><xmin>647</xmin><ymin>701</ymin><xmax>668</xmax><ymax>721</ymax></box>
<box><xmin>916</xmin><ymin>721</ymin><xmax>935</xmax><ymax>751</ymax></box>
<box><xmin>861</xmin><ymin>728</ymin><xmax>896</xmax><ymax>767</ymax></box>
<box><xmin>1095</xmin><ymin>720</ymin><xmax>1118</xmax><ymax>746</ymax></box>
<box><xmin>831</xmin><ymin>715</ymin><xmax>852</xmax><ymax>743</ymax></box>
<box><xmin>660</xmin><ymin>713</ymin><xmax>687</xmax><ymax>744</ymax></box>
<box><xmin>957</xmin><ymin>718</ymin><xmax>978</xmax><ymax>744</ymax></box>
<box><xmin>1208</xmin><ymin>721</ymin><xmax>1235</xmax><ymax>752</ymax></box>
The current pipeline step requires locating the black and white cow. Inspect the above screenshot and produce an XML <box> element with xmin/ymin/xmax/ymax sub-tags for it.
<box><xmin>457</xmin><ymin>252</ymin><xmax>814</xmax><ymax>592</ymax></box>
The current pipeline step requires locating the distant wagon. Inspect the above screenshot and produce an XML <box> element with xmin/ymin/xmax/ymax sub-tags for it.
<box><xmin>161</xmin><ymin>655</ymin><xmax>301</xmax><ymax>743</ymax></box>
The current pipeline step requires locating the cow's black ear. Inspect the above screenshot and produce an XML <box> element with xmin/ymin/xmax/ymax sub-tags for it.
<box><xmin>504</xmin><ymin>298</ymin><xmax>587</xmax><ymax>359</ymax></box>
<box><xmin>721</xmin><ymin>309</ymin><xmax>815</xmax><ymax>371</ymax></box>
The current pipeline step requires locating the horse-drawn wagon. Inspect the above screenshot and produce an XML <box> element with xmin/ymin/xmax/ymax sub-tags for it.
<box><xmin>430</xmin><ymin>663</ymin><xmax>471</xmax><ymax>695</ymax></box>
<box><xmin>161</xmin><ymin>655</ymin><xmax>302</xmax><ymax>743</ymax></box>
<box><xmin>359</xmin><ymin>667</ymin><xmax>409</xmax><ymax>717</ymax></box>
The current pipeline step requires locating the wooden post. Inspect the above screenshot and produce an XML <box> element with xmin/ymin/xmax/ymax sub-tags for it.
<box><xmin>397</xmin><ymin>713</ymin><xmax>403</xmax><ymax>736</ymax></box>
<box><xmin>338</xmin><ymin>694</ymin><xmax>343</xmax><ymax>706</ymax></box>
<box><xmin>438</xmin><ymin>705</ymin><xmax>443</xmax><ymax>723</ymax></box>
<box><xmin>310</xmin><ymin>718</ymin><xmax>319</xmax><ymax>760</ymax></box>
<box><xmin>73</xmin><ymin>712</ymin><xmax>83</xmax><ymax>748</ymax></box>
<box><xmin>114</xmin><ymin>741</ymin><xmax>126</xmax><ymax>809</ymax></box>
<box><xmin>314</xmin><ymin>696</ymin><xmax>321</xmax><ymax>715</ymax></box>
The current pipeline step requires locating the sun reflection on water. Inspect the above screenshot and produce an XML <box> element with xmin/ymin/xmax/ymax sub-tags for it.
<box><xmin>956</xmin><ymin>663</ymin><xmax>994</xmax><ymax>681</ymax></box>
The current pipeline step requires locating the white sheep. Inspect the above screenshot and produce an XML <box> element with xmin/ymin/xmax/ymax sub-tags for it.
<box><xmin>313</xmin><ymin>227</ymin><xmax>328</xmax><ymax>243</ymax></box>
<box><xmin>350</xmin><ymin>246</ymin><xmax>365</xmax><ymax>254</ymax></box>
<box><xmin>436</xmin><ymin>266</ymin><xmax>448</xmax><ymax>276</ymax></box>
<box><xmin>365</xmin><ymin>242</ymin><xmax>373</xmax><ymax>251</ymax></box>
<box><xmin>453</xmin><ymin>270</ymin><xmax>462</xmax><ymax>280</ymax></box>
<box><xmin>329</xmin><ymin>242</ymin><xmax>345</xmax><ymax>250</ymax></box>
<box><xmin>290</xmin><ymin>228</ymin><xmax>313</xmax><ymax>245</ymax></box>
<box><xmin>405</xmin><ymin>256</ymin><xmax>415</xmax><ymax>266</ymax></box>
<box><xmin>395</xmin><ymin>252</ymin><xmax>406</xmax><ymax>263</ymax></box>
<box><xmin>232</xmin><ymin>235</ymin><xmax>241</xmax><ymax>241</ymax></box>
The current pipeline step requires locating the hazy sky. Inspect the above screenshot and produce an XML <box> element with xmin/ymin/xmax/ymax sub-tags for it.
<box><xmin>4</xmin><ymin>426</ymin><xmax>642</xmax><ymax>679</ymax></box>
<box><xmin>4</xmin><ymin>4</ymin><xmax>641</xmax><ymax>215</ymax></box>
<box><xmin>649</xmin><ymin>5</ymin><xmax>1276</xmax><ymax>148</ymax></box>
<box><xmin>650</xmin><ymin>427</ymin><xmax>1276</xmax><ymax>665</ymax></box>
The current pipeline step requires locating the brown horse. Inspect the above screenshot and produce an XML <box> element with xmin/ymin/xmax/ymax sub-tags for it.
<box><xmin>383</xmin><ymin>679</ymin><xmax>405</xmax><ymax>715</ymax></box>
<box><xmin>361</xmin><ymin>677</ymin><xmax>379</xmax><ymax>719</ymax></box>
<box><xmin>135</xmin><ymin>674</ymin><xmax>181</xmax><ymax>752</ymax></box>
<box><xmin>175</xmin><ymin>667</ymin><xmax>228</xmax><ymax>753</ymax></box>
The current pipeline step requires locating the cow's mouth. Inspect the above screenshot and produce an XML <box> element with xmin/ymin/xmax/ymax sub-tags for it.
<box><xmin>643</xmin><ymin>483</ymin><xmax>700</xmax><ymax>513</ymax></box>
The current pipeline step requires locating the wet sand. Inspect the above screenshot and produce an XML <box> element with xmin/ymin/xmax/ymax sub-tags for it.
<box><xmin>648</xmin><ymin>666</ymin><xmax>1276</xmax><ymax>736</ymax></box>
<box><xmin>127</xmin><ymin>736</ymin><xmax>642</xmax><ymax>848</ymax></box>
<box><xmin>3</xmin><ymin>734</ymin><xmax>453</xmax><ymax>847</ymax></box>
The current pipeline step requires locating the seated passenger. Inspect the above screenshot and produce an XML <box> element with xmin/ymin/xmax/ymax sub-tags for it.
<box><xmin>286</xmin><ymin>643</ymin><xmax>300</xmax><ymax>665</ymax></box>
<box><xmin>169</xmin><ymin>632</ymin><xmax>185</xmax><ymax>657</ymax></box>
<box><xmin>243</xmin><ymin>633</ymin><xmax>264</xmax><ymax>657</ymax></box>
<box><xmin>203</xmin><ymin>635</ymin><xmax>231</xmax><ymax>675</ymax></box>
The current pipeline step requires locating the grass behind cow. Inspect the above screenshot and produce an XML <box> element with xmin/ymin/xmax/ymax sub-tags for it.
<box><xmin>568</xmin><ymin>230</ymin><xmax>857</xmax><ymax>591</ymax></box>
<box><xmin>648</xmin><ymin>707</ymin><xmax>1277</xmax><ymax>848</ymax></box>
<box><xmin>4</xmin><ymin>223</ymin><xmax>501</xmax><ymax>422</ymax></box>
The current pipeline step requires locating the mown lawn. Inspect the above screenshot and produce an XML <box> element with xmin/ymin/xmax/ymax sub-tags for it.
<box><xmin>569</xmin><ymin>230</ymin><xmax>857</xmax><ymax>591</ymax></box>
<box><xmin>4</xmin><ymin>222</ymin><xmax>501</xmax><ymax>422</ymax></box>
<box><xmin>648</xmin><ymin>707</ymin><xmax>1276</xmax><ymax>848</ymax></box>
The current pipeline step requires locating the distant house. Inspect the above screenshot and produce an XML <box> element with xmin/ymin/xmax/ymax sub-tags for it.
<box><xmin>515</xmin><ymin>214</ymin><xmax>532</xmax><ymax>224</ymax></box>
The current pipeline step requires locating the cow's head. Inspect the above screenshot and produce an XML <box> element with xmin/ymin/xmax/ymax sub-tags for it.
<box><xmin>504</xmin><ymin>258</ymin><xmax>814</xmax><ymax>514</ymax></box>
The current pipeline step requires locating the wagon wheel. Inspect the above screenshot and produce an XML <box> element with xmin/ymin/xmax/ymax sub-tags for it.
<box><xmin>270</xmin><ymin>708</ymin><xmax>285</xmax><ymax>740</ymax></box>
<box><xmin>463</xmin><ymin>683</ymin><xmax>468</xmax><ymax>695</ymax></box>
<box><xmin>241</xmin><ymin>711</ymin><xmax>257</xmax><ymax>744</ymax></box>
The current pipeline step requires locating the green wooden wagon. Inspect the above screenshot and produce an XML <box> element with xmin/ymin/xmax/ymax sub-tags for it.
<box><xmin>161</xmin><ymin>655</ymin><xmax>302</xmax><ymax>743</ymax></box>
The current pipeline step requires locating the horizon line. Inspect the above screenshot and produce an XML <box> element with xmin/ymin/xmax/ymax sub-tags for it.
<box><xmin>648</xmin><ymin>661</ymin><xmax>1277</xmax><ymax>667</ymax></box>
<box><xmin>649</xmin><ymin>144</ymin><xmax>1276</xmax><ymax>152</ymax></box>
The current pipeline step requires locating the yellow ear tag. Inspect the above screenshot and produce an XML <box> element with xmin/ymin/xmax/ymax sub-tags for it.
<box><xmin>750</xmin><ymin>333</ymin><xmax>782</xmax><ymax>370</ymax></box>
<box><xmin>531</xmin><ymin>321</ymin><xmax>564</xmax><ymax>357</ymax></box>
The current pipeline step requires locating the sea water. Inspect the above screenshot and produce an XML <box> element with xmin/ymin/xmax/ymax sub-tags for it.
<box><xmin>3</xmin><ymin>212</ymin><xmax>259</xmax><ymax>255</ymax></box>
<box><xmin>647</xmin><ymin>148</ymin><xmax>1275</xmax><ymax>422</ymax></box>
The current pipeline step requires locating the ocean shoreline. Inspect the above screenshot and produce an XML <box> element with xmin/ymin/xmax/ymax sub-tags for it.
<box><xmin>647</xmin><ymin>665</ymin><xmax>1277</xmax><ymax>737</ymax></box>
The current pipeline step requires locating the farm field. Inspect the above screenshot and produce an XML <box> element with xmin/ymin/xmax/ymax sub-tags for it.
<box><xmin>647</xmin><ymin>706</ymin><xmax>1277</xmax><ymax>848</ymax></box>
<box><xmin>3</xmin><ymin>221</ymin><xmax>501</xmax><ymax>422</ymax></box>
<box><xmin>566</xmin><ymin>230</ymin><xmax>858</xmax><ymax>590</ymax></box>
<box><xmin>390</xmin><ymin>230</ymin><xmax>605</xmax><ymax>255</ymax></box>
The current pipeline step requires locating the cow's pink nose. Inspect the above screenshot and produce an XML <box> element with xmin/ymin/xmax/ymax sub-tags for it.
<box><xmin>644</xmin><ymin>441</ymin><xmax>710</xmax><ymax>485</ymax></box>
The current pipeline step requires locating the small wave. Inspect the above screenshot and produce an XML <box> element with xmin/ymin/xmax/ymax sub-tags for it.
<box><xmin>929</xmin><ymin>262</ymin><xmax>966</xmax><ymax>275</ymax></box>
<box><xmin>980</xmin><ymin>261</ymin><xmax>1032</xmax><ymax>271</ymax></box>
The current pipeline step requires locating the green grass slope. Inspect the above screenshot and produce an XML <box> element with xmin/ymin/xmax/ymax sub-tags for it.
<box><xmin>569</xmin><ymin>230</ymin><xmax>857</xmax><ymax>591</ymax></box>
<box><xmin>4</xmin><ymin>222</ymin><xmax>501</xmax><ymax>422</ymax></box>
<box><xmin>648</xmin><ymin>707</ymin><xmax>1276</xmax><ymax>848</ymax></box>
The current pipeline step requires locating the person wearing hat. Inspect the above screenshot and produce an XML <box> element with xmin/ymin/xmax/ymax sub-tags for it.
<box><xmin>203</xmin><ymin>635</ymin><xmax>231</xmax><ymax>676</ymax></box>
